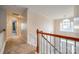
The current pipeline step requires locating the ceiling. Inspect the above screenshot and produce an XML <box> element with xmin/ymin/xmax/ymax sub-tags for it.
<box><xmin>2</xmin><ymin>5</ymin><xmax>74</xmax><ymax>19</ymax></box>
<box><xmin>19</xmin><ymin>5</ymin><xmax>74</xmax><ymax>19</ymax></box>
<box><xmin>2</xmin><ymin>5</ymin><xmax>26</xmax><ymax>15</ymax></box>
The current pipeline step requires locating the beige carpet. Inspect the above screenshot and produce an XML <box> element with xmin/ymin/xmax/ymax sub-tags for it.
<box><xmin>4</xmin><ymin>38</ymin><xmax>35</xmax><ymax>54</ymax></box>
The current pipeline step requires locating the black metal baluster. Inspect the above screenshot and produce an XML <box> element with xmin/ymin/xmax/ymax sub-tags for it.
<box><xmin>74</xmin><ymin>41</ymin><xmax>76</xmax><ymax>54</ymax></box>
<box><xmin>59</xmin><ymin>38</ymin><xmax>61</xmax><ymax>54</ymax></box>
<box><xmin>66</xmin><ymin>39</ymin><xmax>68</xmax><ymax>54</ymax></box>
<box><xmin>41</xmin><ymin>34</ymin><xmax>42</xmax><ymax>53</ymax></box>
<box><xmin>54</xmin><ymin>37</ymin><xmax>56</xmax><ymax>54</ymax></box>
<box><xmin>45</xmin><ymin>35</ymin><xmax>47</xmax><ymax>53</ymax></box>
<box><xmin>45</xmin><ymin>35</ymin><xmax>47</xmax><ymax>54</ymax></box>
<box><xmin>44</xmin><ymin>35</ymin><xmax>46</xmax><ymax>54</ymax></box>
<box><xmin>46</xmin><ymin>36</ymin><xmax>48</xmax><ymax>54</ymax></box>
<box><xmin>50</xmin><ymin>36</ymin><xmax>51</xmax><ymax>54</ymax></box>
<box><xmin>42</xmin><ymin>35</ymin><xmax>44</xmax><ymax>54</ymax></box>
<box><xmin>43</xmin><ymin>35</ymin><xmax>45</xmax><ymax>54</ymax></box>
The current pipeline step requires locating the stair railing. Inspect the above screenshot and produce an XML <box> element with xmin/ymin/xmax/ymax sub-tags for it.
<box><xmin>36</xmin><ymin>29</ymin><xmax>79</xmax><ymax>54</ymax></box>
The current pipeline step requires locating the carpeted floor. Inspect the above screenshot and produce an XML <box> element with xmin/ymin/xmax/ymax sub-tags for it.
<box><xmin>4</xmin><ymin>38</ymin><xmax>35</xmax><ymax>54</ymax></box>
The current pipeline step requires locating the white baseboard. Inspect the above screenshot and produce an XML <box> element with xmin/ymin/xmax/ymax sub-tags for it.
<box><xmin>0</xmin><ymin>42</ymin><xmax>6</xmax><ymax>54</ymax></box>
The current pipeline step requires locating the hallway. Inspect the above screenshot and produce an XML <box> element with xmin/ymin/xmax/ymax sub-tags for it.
<box><xmin>4</xmin><ymin>38</ymin><xmax>35</xmax><ymax>54</ymax></box>
<box><xmin>0</xmin><ymin>5</ymin><xmax>79</xmax><ymax>54</ymax></box>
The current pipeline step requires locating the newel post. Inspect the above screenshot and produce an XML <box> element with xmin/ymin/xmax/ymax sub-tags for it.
<box><xmin>37</xmin><ymin>29</ymin><xmax>39</xmax><ymax>53</ymax></box>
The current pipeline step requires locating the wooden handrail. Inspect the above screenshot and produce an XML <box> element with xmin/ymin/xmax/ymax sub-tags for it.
<box><xmin>36</xmin><ymin>29</ymin><xmax>79</xmax><ymax>53</ymax></box>
<box><xmin>37</xmin><ymin>29</ymin><xmax>79</xmax><ymax>42</ymax></box>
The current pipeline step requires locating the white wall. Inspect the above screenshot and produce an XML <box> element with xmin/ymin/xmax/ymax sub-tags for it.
<box><xmin>53</xmin><ymin>6</ymin><xmax>79</xmax><ymax>38</ymax></box>
<box><xmin>0</xmin><ymin>32</ymin><xmax>6</xmax><ymax>53</ymax></box>
<box><xmin>0</xmin><ymin>7</ymin><xmax>6</xmax><ymax>31</ymax></box>
<box><xmin>21</xmin><ymin>8</ymin><xmax>27</xmax><ymax>43</ymax></box>
<box><xmin>0</xmin><ymin>7</ymin><xmax>6</xmax><ymax>53</ymax></box>
<box><xmin>27</xmin><ymin>9</ymin><xmax>53</xmax><ymax>46</ymax></box>
<box><xmin>27</xmin><ymin>6</ymin><xmax>75</xmax><ymax>47</ymax></box>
